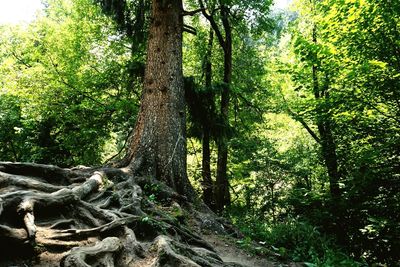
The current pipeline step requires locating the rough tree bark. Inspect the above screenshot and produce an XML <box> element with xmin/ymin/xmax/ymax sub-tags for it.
<box><xmin>120</xmin><ymin>0</ymin><xmax>194</xmax><ymax>198</ymax></box>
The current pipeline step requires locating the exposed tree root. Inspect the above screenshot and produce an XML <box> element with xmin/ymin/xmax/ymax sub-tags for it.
<box><xmin>61</xmin><ymin>236</ymin><xmax>122</xmax><ymax>267</ymax></box>
<box><xmin>0</xmin><ymin>161</ymin><xmax>255</xmax><ymax>266</ymax></box>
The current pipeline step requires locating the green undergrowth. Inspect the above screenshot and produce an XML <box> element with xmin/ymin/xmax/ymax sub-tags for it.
<box><xmin>229</xmin><ymin>214</ymin><xmax>364</xmax><ymax>266</ymax></box>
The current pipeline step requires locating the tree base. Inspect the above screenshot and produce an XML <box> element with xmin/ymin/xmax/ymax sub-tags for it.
<box><xmin>0</xmin><ymin>162</ymin><xmax>250</xmax><ymax>267</ymax></box>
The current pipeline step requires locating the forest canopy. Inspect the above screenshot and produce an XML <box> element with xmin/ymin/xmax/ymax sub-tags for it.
<box><xmin>0</xmin><ymin>0</ymin><xmax>399</xmax><ymax>266</ymax></box>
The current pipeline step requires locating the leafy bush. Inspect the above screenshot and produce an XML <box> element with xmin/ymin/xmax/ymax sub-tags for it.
<box><xmin>230</xmin><ymin>212</ymin><xmax>362</xmax><ymax>266</ymax></box>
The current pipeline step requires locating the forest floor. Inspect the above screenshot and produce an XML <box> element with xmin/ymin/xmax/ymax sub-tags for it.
<box><xmin>202</xmin><ymin>234</ymin><xmax>303</xmax><ymax>267</ymax></box>
<box><xmin>0</xmin><ymin>162</ymin><xmax>303</xmax><ymax>267</ymax></box>
<box><xmin>0</xmin><ymin>225</ymin><xmax>302</xmax><ymax>267</ymax></box>
<box><xmin>0</xmin><ymin>234</ymin><xmax>303</xmax><ymax>267</ymax></box>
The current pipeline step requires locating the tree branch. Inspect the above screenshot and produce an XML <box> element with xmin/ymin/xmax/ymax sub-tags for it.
<box><xmin>280</xmin><ymin>89</ymin><xmax>321</xmax><ymax>144</ymax></box>
<box><xmin>198</xmin><ymin>0</ymin><xmax>226</xmax><ymax>48</ymax></box>
<box><xmin>9</xmin><ymin>50</ymin><xmax>32</xmax><ymax>68</ymax></box>
<box><xmin>47</xmin><ymin>56</ymin><xmax>108</xmax><ymax>108</ymax></box>
<box><xmin>182</xmin><ymin>8</ymin><xmax>206</xmax><ymax>16</ymax></box>
<box><xmin>236</xmin><ymin>92</ymin><xmax>263</xmax><ymax>117</ymax></box>
<box><xmin>290</xmin><ymin>110</ymin><xmax>321</xmax><ymax>144</ymax></box>
<box><xmin>183</xmin><ymin>24</ymin><xmax>197</xmax><ymax>35</ymax></box>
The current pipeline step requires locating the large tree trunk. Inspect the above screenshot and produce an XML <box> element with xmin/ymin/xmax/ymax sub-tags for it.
<box><xmin>215</xmin><ymin>5</ymin><xmax>232</xmax><ymax>212</ymax></box>
<box><xmin>120</xmin><ymin>0</ymin><xmax>194</xmax><ymax>198</ymax></box>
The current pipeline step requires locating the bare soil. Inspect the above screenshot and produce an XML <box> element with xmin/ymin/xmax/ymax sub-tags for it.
<box><xmin>202</xmin><ymin>234</ymin><xmax>304</xmax><ymax>267</ymax></box>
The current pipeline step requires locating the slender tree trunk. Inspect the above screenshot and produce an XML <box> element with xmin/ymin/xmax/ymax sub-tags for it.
<box><xmin>215</xmin><ymin>5</ymin><xmax>232</xmax><ymax>212</ymax></box>
<box><xmin>202</xmin><ymin>129</ymin><xmax>213</xmax><ymax>205</ymax></box>
<box><xmin>312</xmin><ymin>25</ymin><xmax>340</xmax><ymax>199</ymax></box>
<box><xmin>198</xmin><ymin>1</ymin><xmax>232</xmax><ymax>211</ymax></box>
<box><xmin>317</xmin><ymin>119</ymin><xmax>341</xmax><ymax>198</ymax></box>
<box><xmin>121</xmin><ymin>0</ymin><xmax>194</xmax><ymax>198</ymax></box>
<box><xmin>202</xmin><ymin>28</ymin><xmax>214</xmax><ymax>208</ymax></box>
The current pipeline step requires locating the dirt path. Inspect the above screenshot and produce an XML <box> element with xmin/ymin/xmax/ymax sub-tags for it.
<box><xmin>202</xmin><ymin>234</ymin><xmax>303</xmax><ymax>267</ymax></box>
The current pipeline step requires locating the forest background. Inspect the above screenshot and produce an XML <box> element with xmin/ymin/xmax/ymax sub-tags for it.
<box><xmin>0</xmin><ymin>0</ymin><xmax>398</xmax><ymax>265</ymax></box>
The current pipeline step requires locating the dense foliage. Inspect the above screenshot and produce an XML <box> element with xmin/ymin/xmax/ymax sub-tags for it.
<box><xmin>0</xmin><ymin>0</ymin><xmax>398</xmax><ymax>265</ymax></box>
<box><xmin>0</xmin><ymin>0</ymin><xmax>139</xmax><ymax>166</ymax></box>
